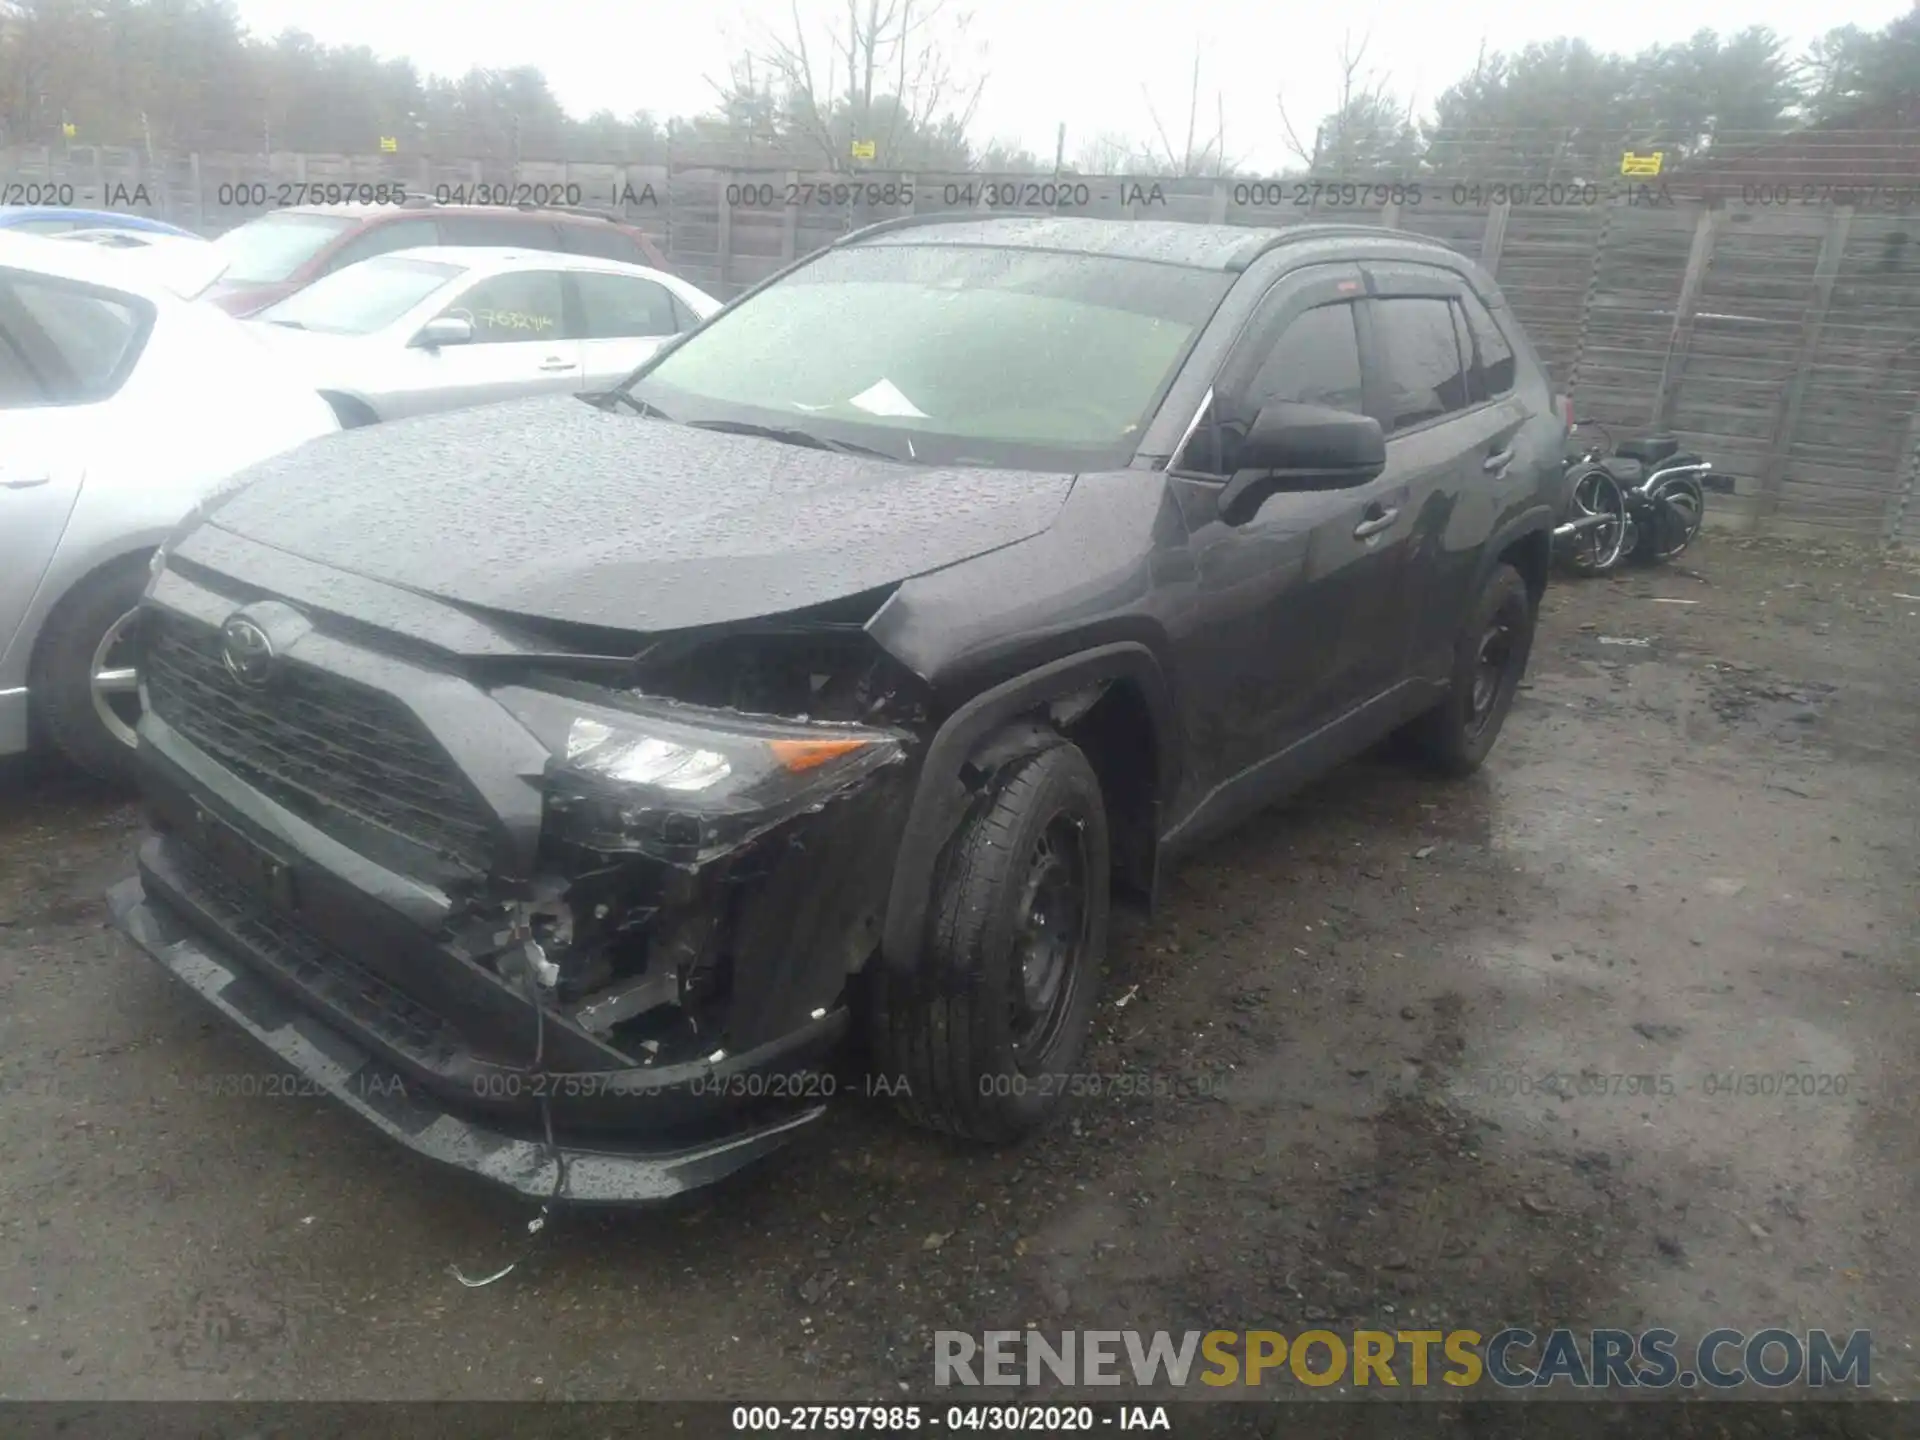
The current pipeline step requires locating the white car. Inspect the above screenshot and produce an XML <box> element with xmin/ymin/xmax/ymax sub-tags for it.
<box><xmin>0</xmin><ymin>231</ymin><xmax>339</xmax><ymax>780</ymax></box>
<box><xmin>246</xmin><ymin>247</ymin><xmax>722</xmax><ymax>426</ymax></box>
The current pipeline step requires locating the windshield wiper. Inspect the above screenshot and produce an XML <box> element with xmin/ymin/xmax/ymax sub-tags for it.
<box><xmin>592</xmin><ymin>389</ymin><xmax>673</xmax><ymax>420</ymax></box>
<box><xmin>265</xmin><ymin>319</ymin><xmax>307</xmax><ymax>330</ymax></box>
<box><xmin>685</xmin><ymin>419</ymin><xmax>901</xmax><ymax>462</ymax></box>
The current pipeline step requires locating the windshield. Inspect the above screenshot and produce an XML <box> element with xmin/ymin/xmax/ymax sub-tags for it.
<box><xmin>256</xmin><ymin>255</ymin><xmax>464</xmax><ymax>335</ymax></box>
<box><xmin>210</xmin><ymin>213</ymin><xmax>354</xmax><ymax>285</ymax></box>
<box><xmin>626</xmin><ymin>243</ymin><xmax>1232</xmax><ymax>469</ymax></box>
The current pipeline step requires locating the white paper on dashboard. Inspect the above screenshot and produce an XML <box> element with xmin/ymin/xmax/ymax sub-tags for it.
<box><xmin>847</xmin><ymin>379</ymin><xmax>929</xmax><ymax>418</ymax></box>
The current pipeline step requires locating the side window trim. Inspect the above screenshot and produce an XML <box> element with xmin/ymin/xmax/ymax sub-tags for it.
<box><xmin>1169</xmin><ymin>264</ymin><xmax>1365</xmax><ymax>479</ymax></box>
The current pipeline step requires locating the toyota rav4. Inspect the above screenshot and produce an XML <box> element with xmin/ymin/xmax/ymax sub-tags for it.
<box><xmin>110</xmin><ymin>215</ymin><xmax>1569</xmax><ymax>1204</ymax></box>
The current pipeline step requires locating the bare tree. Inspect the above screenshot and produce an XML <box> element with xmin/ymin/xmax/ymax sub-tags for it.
<box><xmin>1278</xmin><ymin>31</ymin><xmax>1420</xmax><ymax>175</ymax></box>
<box><xmin>737</xmin><ymin>0</ymin><xmax>987</xmax><ymax>169</ymax></box>
<box><xmin>1139</xmin><ymin>38</ymin><xmax>1236</xmax><ymax>175</ymax></box>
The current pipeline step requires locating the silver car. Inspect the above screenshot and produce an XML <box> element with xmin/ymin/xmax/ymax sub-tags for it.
<box><xmin>246</xmin><ymin>247</ymin><xmax>722</xmax><ymax>426</ymax></box>
<box><xmin>1</xmin><ymin>232</ymin><xmax>338</xmax><ymax>781</ymax></box>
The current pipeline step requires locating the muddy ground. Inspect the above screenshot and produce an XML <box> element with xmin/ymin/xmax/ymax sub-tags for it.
<box><xmin>1</xmin><ymin>538</ymin><xmax>1916</xmax><ymax>1404</ymax></box>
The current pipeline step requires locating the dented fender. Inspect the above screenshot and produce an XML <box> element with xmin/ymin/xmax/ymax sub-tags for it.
<box><xmin>878</xmin><ymin>641</ymin><xmax>1177</xmax><ymax>976</ymax></box>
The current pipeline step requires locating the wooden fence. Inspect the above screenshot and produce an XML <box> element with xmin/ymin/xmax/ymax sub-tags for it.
<box><xmin>9</xmin><ymin>143</ymin><xmax>1920</xmax><ymax>546</ymax></box>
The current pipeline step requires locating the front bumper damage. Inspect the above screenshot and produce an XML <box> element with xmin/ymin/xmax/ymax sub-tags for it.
<box><xmin>110</xmin><ymin>870</ymin><xmax>830</xmax><ymax>1203</ymax></box>
<box><xmin>111</xmin><ymin>559</ymin><xmax>927</xmax><ymax>1204</ymax></box>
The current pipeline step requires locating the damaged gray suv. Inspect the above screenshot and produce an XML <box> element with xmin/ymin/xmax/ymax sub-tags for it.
<box><xmin>110</xmin><ymin>215</ymin><xmax>1567</xmax><ymax>1203</ymax></box>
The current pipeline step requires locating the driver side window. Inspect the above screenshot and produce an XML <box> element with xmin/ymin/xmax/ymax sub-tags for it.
<box><xmin>1185</xmin><ymin>302</ymin><xmax>1364</xmax><ymax>475</ymax></box>
<box><xmin>436</xmin><ymin>271</ymin><xmax>566</xmax><ymax>344</ymax></box>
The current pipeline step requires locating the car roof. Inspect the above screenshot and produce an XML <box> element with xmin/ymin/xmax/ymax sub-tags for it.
<box><xmin>0</xmin><ymin>205</ymin><xmax>196</xmax><ymax>235</ymax></box>
<box><xmin>0</xmin><ymin>229</ymin><xmax>186</xmax><ymax>302</ymax></box>
<box><xmin>841</xmin><ymin>213</ymin><xmax>1468</xmax><ymax>274</ymax></box>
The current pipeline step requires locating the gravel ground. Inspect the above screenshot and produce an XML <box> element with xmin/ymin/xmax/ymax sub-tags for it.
<box><xmin>1</xmin><ymin>537</ymin><xmax>1916</xmax><ymax>1403</ymax></box>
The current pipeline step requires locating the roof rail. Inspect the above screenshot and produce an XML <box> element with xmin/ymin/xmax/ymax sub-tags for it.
<box><xmin>1227</xmin><ymin>221</ymin><xmax>1461</xmax><ymax>270</ymax></box>
<box><xmin>831</xmin><ymin>210</ymin><xmax>998</xmax><ymax>246</ymax></box>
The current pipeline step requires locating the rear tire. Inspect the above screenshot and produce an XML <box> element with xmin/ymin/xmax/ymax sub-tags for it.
<box><xmin>1399</xmin><ymin>563</ymin><xmax>1535</xmax><ymax>778</ymax></box>
<box><xmin>30</xmin><ymin>556</ymin><xmax>151</xmax><ymax>785</ymax></box>
<box><xmin>869</xmin><ymin>740</ymin><xmax>1109</xmax><ymax>1143</ymax></box>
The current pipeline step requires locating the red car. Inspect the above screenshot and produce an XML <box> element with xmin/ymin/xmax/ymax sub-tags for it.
<box><xmin>204</xmin><ymin>201</ymin><xmax>671</xmax><ymax>317</ymax></box>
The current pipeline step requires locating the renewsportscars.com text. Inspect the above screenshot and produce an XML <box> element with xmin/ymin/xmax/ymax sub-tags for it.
<box><xmin>934</xmin><ymin>1328</ymin><xmax>1872</xmax><ymax>1390</ymax></box>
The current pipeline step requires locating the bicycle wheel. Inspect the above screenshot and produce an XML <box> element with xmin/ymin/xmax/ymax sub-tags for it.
<box><xmin>1635</xmin><ymin>475</ymin><xmax>1705</xmax><ymax>562</ymax></box>
<box><xmin>1557</xmin><ymin>465</ymin><xmax>1630</xmax><ymax>574</ymax></box>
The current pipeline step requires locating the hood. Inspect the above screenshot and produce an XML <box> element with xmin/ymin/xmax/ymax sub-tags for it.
<box><xmin>198</xmin><ymin>394</ymin><xmax>1077</xmax><ymax>633</ymax></box>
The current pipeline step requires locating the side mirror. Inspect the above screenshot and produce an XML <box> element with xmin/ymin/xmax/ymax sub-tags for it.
<box><xmin>412</xmin><ymin>316</ymin><xmax>473</xmax><ymax>349</ymax></box>
<box><xmin>1217</xmin><ymin>401</ymin><xmax>1387</xmax><ymax>525</ymax></box>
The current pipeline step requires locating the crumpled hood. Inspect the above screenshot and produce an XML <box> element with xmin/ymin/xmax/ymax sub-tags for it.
<box><xmin>199</xmin><ymin>394</ymin><xmax>1077</xmax><ymax>633</ymax></box>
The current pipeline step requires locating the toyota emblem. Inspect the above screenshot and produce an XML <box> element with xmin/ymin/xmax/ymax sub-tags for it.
<box><xmin>220</xmin><ymin>614</ymin><xmax>275</xmax><ymax>687</ymax></box>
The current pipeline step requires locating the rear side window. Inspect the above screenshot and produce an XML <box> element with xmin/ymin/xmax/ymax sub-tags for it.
<box><xmin>1450</xmin><ymin>302</ymin><xmax>1485</xmax><ymax>406</ymax></box>
<box><xmin>0</xmin><ymin>269</ymin><xmax>151</xmax><ymax>408</ymax></box>
<box><xmin>1459</xmin><ymin>290</ymin><xmax>1517</xmax><ymax>397</ymax></box>
<box><xmin>559</xmin><ymin>223</ymin><xmax>644</xmax><ymax>263</ymax></box>
<box><xmin>438</xmin><ymin>214</ymin><xmax>564</xmax><ymax>251</ymax></box>
<box><xmin>1373</xmin><ymin>296</ymin><xmax>1470</xmax><ymax>430</ymax></box>
<box><xmin>571</xmin><ymin>271</ymin><xmax>679</xmax><ymax>338</ymax></box>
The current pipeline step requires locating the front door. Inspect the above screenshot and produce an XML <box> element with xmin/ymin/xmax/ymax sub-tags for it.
<box><xmin>1170</xmin><ymin>263</ymin><xmax>1414</xmax><ymax>800</ymax></box>
<box><xmin>386</xmin><ymin>268</ymin><xmax>583</xmax><ymax>420</ymax></box>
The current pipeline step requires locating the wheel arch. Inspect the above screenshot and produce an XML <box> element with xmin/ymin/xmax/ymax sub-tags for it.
<box><xmin>317</xmin><ymin>391</ymin><xmax>380</xmax><ymax>428</ymax></box>
<box><xmin>1485</xmin><ymin>504</ymin><xmax>1555</xmax><ymax>611</ymax></box>
<box><xmin>879</xmin><ymin>642</ymin><xmax>1177</xmax><ymax>976</ymax></box>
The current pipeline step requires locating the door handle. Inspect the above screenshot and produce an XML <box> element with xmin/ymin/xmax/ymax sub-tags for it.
<box><xmin>1353</xmin><ymin>506</ymin><xmax>1399</xmax><ymax>539</ymax></box>
<box><xmin>538</xmin><ymin>356</ymin><xmax>574</xmax><ymax>372</ymax></box>
<box><xmin>1484</xmin><ymin>447</ymin><xmax>1516</xmax><ymax>474</ymax></box>
<box><xmin>1</xmin><ymin>475</ymin><xmax>51</xmax><ymax>490</ymax></box>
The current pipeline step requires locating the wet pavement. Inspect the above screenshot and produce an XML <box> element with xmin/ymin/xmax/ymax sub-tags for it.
<box><xmin>1</xmin><ymin>537</ymin><xmax>1916</xmax><ymax>1400</ymax></box>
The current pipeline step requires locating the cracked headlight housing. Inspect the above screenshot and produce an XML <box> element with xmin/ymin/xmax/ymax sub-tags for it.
<box><xmin>495</xmin><ymin>681</ymin><xmax>908</xmax><ymax>864</ymax></box>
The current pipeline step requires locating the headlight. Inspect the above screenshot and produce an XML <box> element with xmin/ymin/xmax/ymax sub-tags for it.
<box><xmin>495</xmin><ymin>681</ymin><xmax>909</xmax><ymax>863</ymax></box>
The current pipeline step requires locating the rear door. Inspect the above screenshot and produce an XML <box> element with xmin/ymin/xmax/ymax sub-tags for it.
<box><xmin>1361</xmin><ymin>263</ymin><xmax>1531</xmax><ymax>681</ymax></box>
<box><xmin>567</xmin><ymin>269</ymin><xmax>687</xmax><ymax>389</ymax></box>
<box><xmin>382</xmin><ymin>267</ymin><xmax>582</xmax><ymax>420</ymax></box>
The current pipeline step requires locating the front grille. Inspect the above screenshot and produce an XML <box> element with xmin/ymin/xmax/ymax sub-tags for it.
<box><xmin>144</xmin><ymin>612</ymin><xmax>493</xmax><ymax>872</ymax></box>
<box><xmin>166</xmin><ymin>840</ymin><xmax>465</xmax><ymax>1070</ymax></box>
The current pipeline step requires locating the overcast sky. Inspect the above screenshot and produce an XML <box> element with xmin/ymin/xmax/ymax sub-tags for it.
<box><xmin>229</xmin><ymin>0</ymin><xmax>1913</xmax><ymax>172</ymax></box>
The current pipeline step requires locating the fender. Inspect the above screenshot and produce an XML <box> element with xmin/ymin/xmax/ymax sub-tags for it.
<box><xmin>880</xmin><ymin>641</ymin><xmax>1176</xmax><ymax>976</ymax></box>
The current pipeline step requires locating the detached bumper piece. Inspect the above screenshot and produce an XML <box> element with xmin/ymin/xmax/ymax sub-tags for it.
<box><xmin>109</xmin><ymin>874</ymin><xmax>827</xmax><ymax>1204</ymax></box>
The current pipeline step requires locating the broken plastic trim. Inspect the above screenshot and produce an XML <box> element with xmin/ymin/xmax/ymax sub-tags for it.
<box><xmin>494</xmin><ymin>680</ymin><xmax>910</xmax><ymax>865</ymax></box>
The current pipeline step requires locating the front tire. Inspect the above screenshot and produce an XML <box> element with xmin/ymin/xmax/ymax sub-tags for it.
<box><xmin>870</xmin><ymin>740</ymin><xmax>1110</xmax><ymax>1143</ymax></box>
<box><xmin>30</xmin><ymin>556</ymin><xmax>151</xmax><ymax>784</ymax></box>
<box><xmin>1400</xmin><ymin>562</ymin><xmax>1535</xmax><ymax>778</ymax></box>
